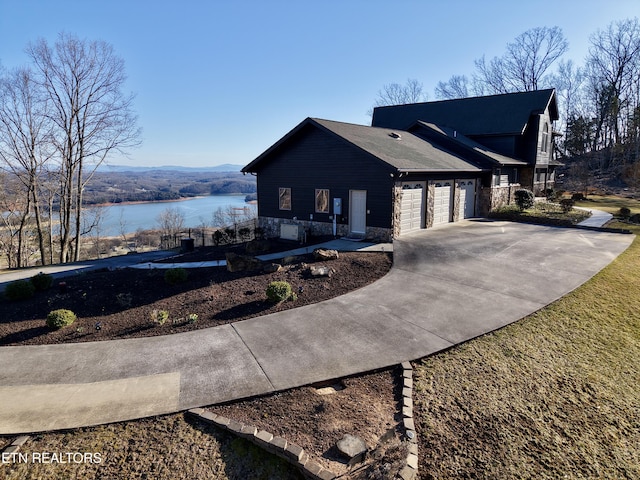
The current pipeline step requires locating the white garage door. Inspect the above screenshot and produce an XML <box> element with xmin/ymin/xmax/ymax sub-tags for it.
<box><xmin>458</xmin><ymin>180</ymin><xmax>476</xmax><ymax>219</ymax></box>
<box><xmin>400</xmin><ymin>183</ymin><xmax>424</xmax><ymax>234</ymax></box>
<box><xmin>433</xmin><ymin>181</ymin><xmax>452</xmax><ymax>225</ymax></box>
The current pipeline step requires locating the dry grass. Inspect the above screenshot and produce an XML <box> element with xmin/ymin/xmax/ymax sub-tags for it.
<box><xmin>1</xmin><ymin>414</ymin><xmax>303</xmax><ymax>480</ymax></box>
<box><xmin>413</xmin><ymin>220</ymin><xmax>640</xmax><ymax>479</ymax></box>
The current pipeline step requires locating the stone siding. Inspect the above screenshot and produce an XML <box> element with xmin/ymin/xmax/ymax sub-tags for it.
<box><xmin>258</xmin><ymin>216</ymin><xmax>391</xmax><ymax>242</ymax></box>
<box><xmin>479</xmin><ymin>184</ymin><xmax>520</xmax><ymax>216</ymax></box>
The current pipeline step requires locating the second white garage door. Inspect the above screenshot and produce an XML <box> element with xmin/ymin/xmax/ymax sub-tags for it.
<box><xmin>433</xmin><ymin>181</ymin><xmax>452</xmax><ymax>225</ymax></box>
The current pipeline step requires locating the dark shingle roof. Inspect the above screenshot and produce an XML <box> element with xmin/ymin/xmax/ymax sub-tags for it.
<box><xmin>411</xmin><ymin>122</ymin><xmax>528</xmax><ymax>167</ymax></box>
<box><xmin>312</xmin><ymin>118</ymin><xmax>483</xmax><ymax>172</ymax></box>
<box><xmin>242</xmin><ymin>118</ymin><xmax>484</xmax><ymax>173</ymax></box>
<box><xmin>372</xmin><ymin>89</ymin><xmax>558</xmax><ymax>135</ymax></box>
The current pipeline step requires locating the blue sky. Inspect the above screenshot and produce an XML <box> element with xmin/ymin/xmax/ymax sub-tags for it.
<box><xmin>0</xmin><ymin>1</ymin><xmax>637</xmax><ymax>168</ymax></box>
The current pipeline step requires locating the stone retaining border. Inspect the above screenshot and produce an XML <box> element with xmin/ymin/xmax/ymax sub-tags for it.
<box><xmin>398</xmin><ymin>361</ymin><xmax>419</xmax><ymax>480</ymax></box>
<box><xmin>1</xmin><ymin>435</ymin><xmax>31</xmax><ymax>462</ymax></box>
<box><xmin>189</xmin><ymin>362</ymin><xmax>419</xmax><ymax>480</ymax></box>
<box><xmin>186</xmin><ymin>408</ymin><xmax>336</xmax><ymax>480</ymax></box>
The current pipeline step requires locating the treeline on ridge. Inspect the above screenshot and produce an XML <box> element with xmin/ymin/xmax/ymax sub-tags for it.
<box><xmin>83</xmin><ymin>170</ymin><xmax>256</xmax><ymax>205</ymax></box>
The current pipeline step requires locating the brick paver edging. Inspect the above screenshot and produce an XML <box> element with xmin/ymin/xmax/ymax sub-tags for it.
<box><xmin>399</xmin><ymin>361</ymin><xmax>419</xmax><ymax>480</ymax></box>
<box><xmin>186</xmin><ymin>408</ymin><xmax>337</xmax><ymax>480</ymax></box>
<box><xmin>1</xmin><ymin>435</ymin><xmax>31</xmax><ymax>463</ymax></box>
<box><xmin>188</xmin><ymin>362</ymin><xmax>419</xmax><ymax>480</ymax></box>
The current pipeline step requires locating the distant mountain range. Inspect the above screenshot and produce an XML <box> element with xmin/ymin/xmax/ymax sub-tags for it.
<box><xmin>97</xmin><ymin>163</ymin><xmax>244</xmax><ymax>173</ymax></box>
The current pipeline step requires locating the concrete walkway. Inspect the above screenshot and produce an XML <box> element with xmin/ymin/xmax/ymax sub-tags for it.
<box><xmin>576</xmin><ymin>207</ymin><xmax>614</xmax><ymax>227</ymax></box>
<box><xmin>0</xmin><ymin>220</ymin><xmax>633</xmax><ymax>434</ymax></box>
<box><xmin>129</xmin><ymin>239</ymin><xmax>393</xmax><ymax>270</ymax></box>
<box><xmin>0</xmin><ymin>250</ymin><xmax>176</xmax><ymax>292</ymax></box>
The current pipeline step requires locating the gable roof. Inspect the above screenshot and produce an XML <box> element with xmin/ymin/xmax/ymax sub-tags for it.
<box><xmin>409</xmin><ymin>122</ymin><xmax>528</xmax><ymax>167</ymax></box>
<box><xmin>242</xmin><ymin>117</ymin><xmax>483</xmax><ymax>174</ymax></box>
<box><xmin>372</xmin><ymin>89</ymin><xmax>558</xmax><ymax>136</ymax></box>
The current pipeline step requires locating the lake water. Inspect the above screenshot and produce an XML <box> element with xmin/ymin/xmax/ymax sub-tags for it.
<box><xmin>91</xmin><ymin>195</ymin><xmax>254</xmax><ymax>236</ymax></box>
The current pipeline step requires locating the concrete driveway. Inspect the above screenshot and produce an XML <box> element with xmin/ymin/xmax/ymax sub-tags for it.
<box><xmin>0</xmin><ymin>220</ymin><xmax>633</xmax><ymax>434</ymax></box>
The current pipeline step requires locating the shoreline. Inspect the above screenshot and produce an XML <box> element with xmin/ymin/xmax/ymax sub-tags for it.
<box><xmin>87</xmin><ymin>193</ymin><xmax>254</xmax><ymax>208</ymax></box>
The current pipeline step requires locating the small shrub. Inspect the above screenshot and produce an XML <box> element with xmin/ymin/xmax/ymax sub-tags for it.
<box><xmin>571</xmin><ymin>192</ymin><xmax>585</xmax><ymax>201</ymax></box>
<box><xmin>629</xmin><ymin>213</ymin><xmax>640</xmax><ymax>224</ymax></box>
<box><xmin>46</xmin><ymin>309</ymin><xmax>76</xmax><ymax>330</ymax></box>
<box><xmin>266</xmin><ymin>281</ymin><xmax>293</xmax><ymax>303</ymax></box>
<box><xmin>151</xmin><ymin>309</ymin><xmax>169</xmax><ymax>325</ymax></box>
<box><xmin>187</xmin><ymin>313</ymin><xmax>198</xmax><ymax>324</ymax></box>
<box><xmin>5</xmin><ymin>279</ymin><xmax>36</xmax><ymax>301</ymax></box>
<box><xmin>619</xmin><ymin>207</ymin><xmax>631</xmax><ymax>218</ymax></box>
<box><xmin>164</xmin><ymin>268</ymin><xmax>188</xmax><ymax>285</ymax></box>
<box><xmin>30</xmin><ymin>272</ymin><xmax>53</xmax><ymax>291</ymax></box>
<box><xmin>559</xmin><ymin>198</ymin><xmax>575</xmax><ymax>213</ymax></box>
<box><xmin>514</xmin><ymin>189</ymin><xmax>535</xmax><ymax>211</ymax></box>
<box><xmin>544</xmin><ymin>188</ymin><xmax>556</xmax><ymax>201</ymax></box>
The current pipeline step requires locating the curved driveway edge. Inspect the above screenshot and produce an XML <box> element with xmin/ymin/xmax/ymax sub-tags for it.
<box><xmin>0</xmin><ymin>220</ymin><xmax>634</xmax><ymax>434</ymax></box>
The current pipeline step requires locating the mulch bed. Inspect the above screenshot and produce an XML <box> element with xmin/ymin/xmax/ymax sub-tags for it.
<box><xmin>0</xmin><ymin>241</ymin><xmax>392</xmax><ymax>346</ymax></box>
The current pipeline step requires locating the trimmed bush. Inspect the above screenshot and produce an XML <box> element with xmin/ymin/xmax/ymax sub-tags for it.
<box><xmin>30</xmin><ymin>272</ymin><xmax>53</xmax><ymax>291</ymax></box>
<box><xmin>571</xmin><ymin>192</ymin><xmax>586</xmax><ymax>201</ymax></box>
<box><xmin>544</xmin><ymin>188</ymin><xmax>556</xmax><ymax>201</ymax></box>
<box><xmin>514</xmin><ymin>189</ymin><xmax>535</xmax><ymax>211</ymax></box>
<box><xmin>619</xmin><ymin>207</ymin><xmax>631</xmax><ymax>218</ymax></box>
<box><xmin>266</xmin><ymin>281</ymin><xmax>293</xmax><ymax>303</ymax></box>
<box><xmin>164</xmin><ymin>267</ymin><xmax>188</xmax><ymax>285</ymax></box>
<box><xmin>5</xmin><ymin>279</ymin><xmax>36</xmax><ymax>301</ymax></box>
<box><xmin>151</xmin><ymin>309</ymin><xmax>169</xmax><ymax>325</ymax></box>
<box><xmin>46</xmin><ymin>309</ymin><xmax>77</xmax><ymax>330</ymax></box>
<box><xmin>559</xmin><ymin>198</ymin><xmax>575</xmax><ymax>213</ymax></box>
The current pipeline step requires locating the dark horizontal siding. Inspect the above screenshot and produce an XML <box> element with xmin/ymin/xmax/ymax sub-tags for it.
<box><xmin>254</xmin><ymin>124</ymin><xmax>396</xmax><ymax>228</ymax></box>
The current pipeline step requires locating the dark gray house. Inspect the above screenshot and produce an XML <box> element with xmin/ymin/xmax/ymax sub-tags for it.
<box><xmin>242</xmin><ymin>89</ymin><xmax>559</xmax><ymax>241</ymax></box>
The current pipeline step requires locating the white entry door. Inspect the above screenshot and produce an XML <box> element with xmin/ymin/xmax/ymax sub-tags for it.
<box><xmin>349</xmin><ymin>190</ymin><xmax>367</xmax><ymax>235</ymax></box>
<box><xmin>433</xmin><ymin>181</ymin><xmax>452</xmax><ymax>225</ymax></box>
<box><xmin>458</xmin><ymin>180</ymin><xmax>476</xmax><ymax>219</ymax></box>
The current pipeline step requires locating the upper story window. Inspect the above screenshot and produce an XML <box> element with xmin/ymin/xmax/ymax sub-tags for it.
<box><xmin>541</xmin><ymin>123</ymin><xmax>549</xmax><ymax>153</ymax></box>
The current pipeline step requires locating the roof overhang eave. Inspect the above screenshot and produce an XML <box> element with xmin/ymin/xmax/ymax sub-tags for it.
<box><xmin>397</xmin><ymin>167</ymin><xmax>485</xmax><ymax>174</ymax></box>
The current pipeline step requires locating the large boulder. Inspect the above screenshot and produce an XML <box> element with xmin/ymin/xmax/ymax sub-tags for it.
<box><xmin>313</xmin><ymin>248</ymin><xmax>339</xmax><ymax>261</ymax></box>
<box><xmin>225</xmin><ymin>252</ymin><xmax>262</xmax><ymax>272</ymax></box>
<box><xmin>336</xmin><ymin>434</ymin><xmax>367</xmax><ymax>463</ymax></box>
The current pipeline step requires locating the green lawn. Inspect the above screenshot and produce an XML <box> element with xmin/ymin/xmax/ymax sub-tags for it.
<box><xmin>413</xmin><ymin>214</ymin><xmax>639</xmax><ymax>479</ymax></box>
<box><xmin>574</xmin><ymin>194</ymin><xmax>640</xmax><ymax>215</ymax></box>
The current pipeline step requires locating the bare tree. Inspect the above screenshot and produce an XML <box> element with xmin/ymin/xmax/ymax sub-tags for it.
<box><xmin>370</xmin><ymin>78</ymin><xmax>427</xmax><ymax>114</ymax></box>
<box><xmin>156</xmin><ymin>207</ymin><xmax>185</xmax><ymax>248</ymax></box>
<box><xmin>586</xmin><ymin>18</ymin><xmax>640</xmax><ymax>151</ymax></box>
<box><xmin>473</xmin><ymin>26</ymin><xmax>568</xmax><ymax>94</ymax></box>
<box><xmin>0</xmin><ymin>67</ymin><xmax>52</xmax><ymax>266</ymax></box>
<box><xmin>27</xmin><ymin>33</ymin><xmax>141</xmax><ymax>263</ymax></box>
<box><xmin>549</xmin><ymin>60</ymin><xmax>586</xmax><ymax>154</ymax></box>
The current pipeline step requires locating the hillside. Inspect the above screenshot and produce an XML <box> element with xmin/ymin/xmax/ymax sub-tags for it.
<box><xmin>83</xmin><ymin>169</ymin><xmax>256</xmax><ymax>204</ymax></box>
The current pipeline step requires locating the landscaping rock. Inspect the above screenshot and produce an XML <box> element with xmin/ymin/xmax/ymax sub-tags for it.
<box><xmin>263</xmin><ymin>263</ymin><xmax>283</xmax><ymax>273</ymax></box>
<box><xmin>336</xmin><ymin>434</ymin><xmax>367</xmax><ymax>463</ymax></box>
<box><xmin>313</xmin><ymin>248</ymin><xmax>339</xmax><ymax>261</ymax></box>
<box><xmin>225</xmin><ymin>252</ymin><xmax>262</xmax><ymax>272</ymax></box>
<box><xmin>308</xmin><ymin>265</ymin><xmax>333</xmax><ymax>277</ymax></box>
